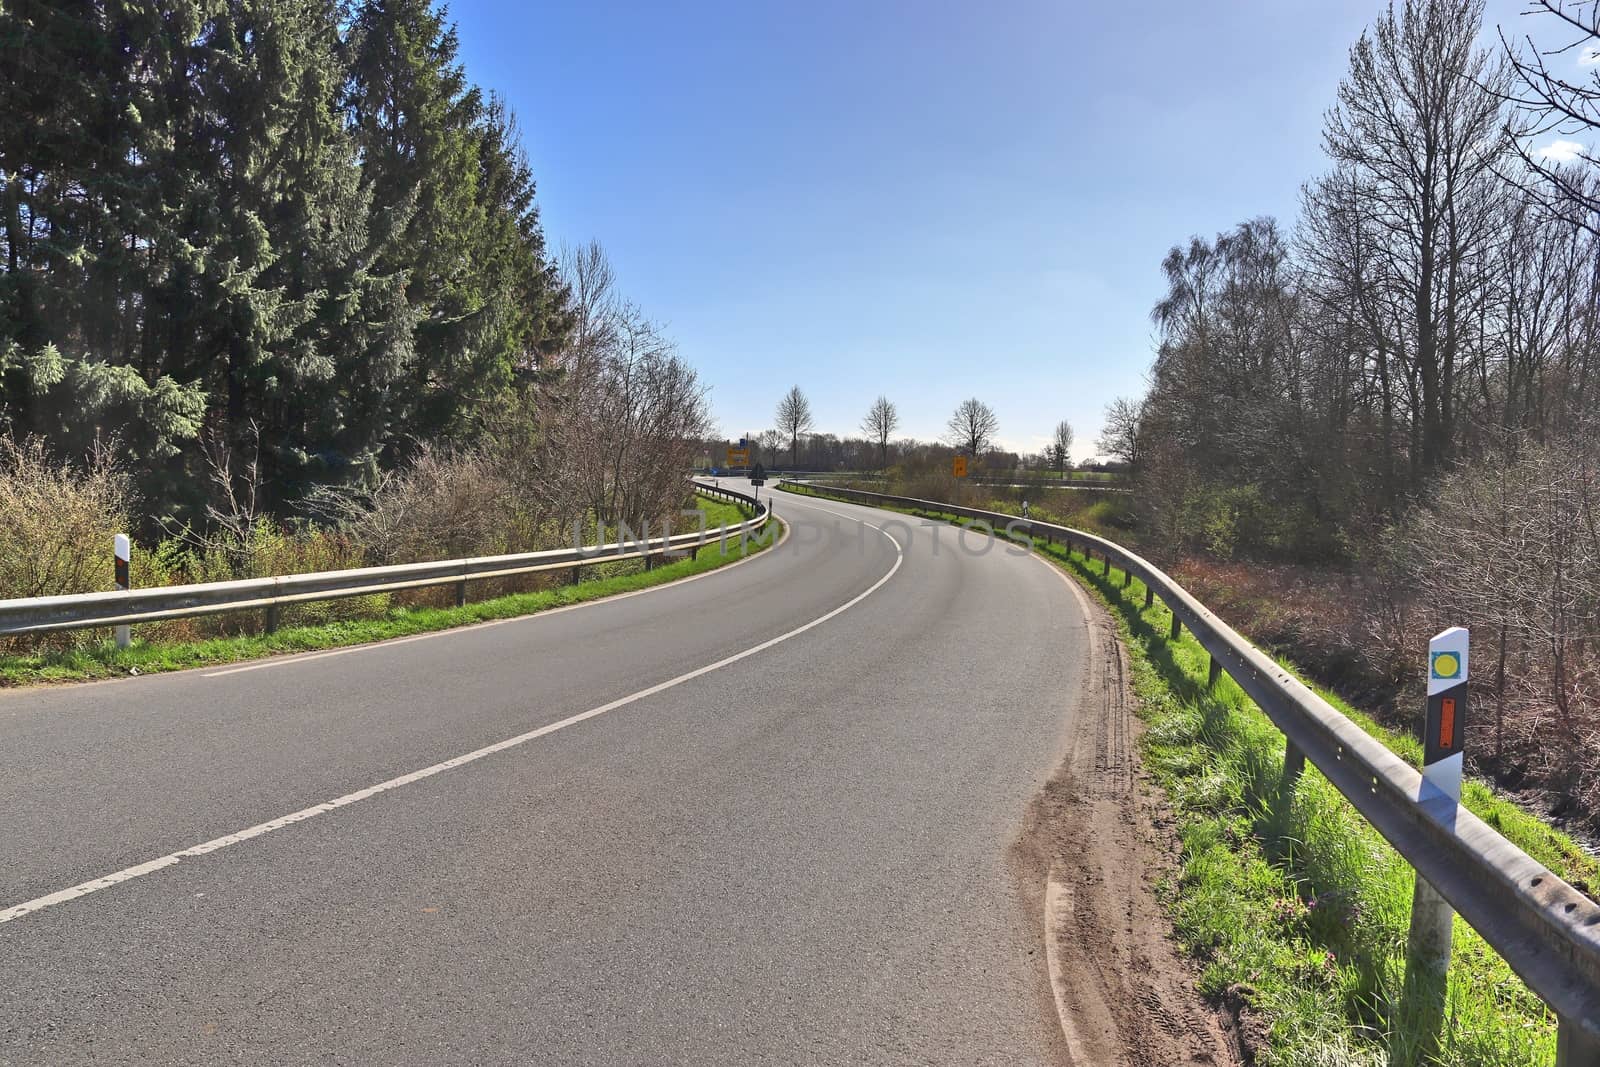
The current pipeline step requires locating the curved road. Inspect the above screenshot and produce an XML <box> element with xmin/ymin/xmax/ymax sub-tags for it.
<box><xmin>0</xmin><ymin>487</ymin><xmax>1092</xmax><ymax>1065</ymax></box>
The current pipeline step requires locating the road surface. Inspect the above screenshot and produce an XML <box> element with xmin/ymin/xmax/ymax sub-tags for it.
<box><xmin>0</xmin><ymin>488</ymin><xmax>1094</xmax><ymax>1065</ymax></box>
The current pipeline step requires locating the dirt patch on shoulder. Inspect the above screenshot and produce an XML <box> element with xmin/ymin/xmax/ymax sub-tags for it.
<box><xmin>1011</xmin><ymin>563</ymin><xmax>1246</xmax><ymax>1067</ymax></box>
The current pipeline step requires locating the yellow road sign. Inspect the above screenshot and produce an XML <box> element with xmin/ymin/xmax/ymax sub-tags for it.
<box><xmin>726</xmin><ymin>447</ymin><xmax>751</xmax><ymax>467</ymax></box>
<box><xmin>952</xmin><ymin>455</ymin><xmax>968</xmax><ymax>478</ymax></box>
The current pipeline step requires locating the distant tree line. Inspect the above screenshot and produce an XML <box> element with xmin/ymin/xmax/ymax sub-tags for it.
<box><xmin>703</xmin><ymin>388</ymin><xmax>1085</xmax><ymax>478</ymax></box>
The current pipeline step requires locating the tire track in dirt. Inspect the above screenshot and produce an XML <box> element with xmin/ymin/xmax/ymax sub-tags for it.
<box><xmin>1010</xmin><ymin>559</ymin><xmax>1245</xmax><ymax>1067</ymax></box>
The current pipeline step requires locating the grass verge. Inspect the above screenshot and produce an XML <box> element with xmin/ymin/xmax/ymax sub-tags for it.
<box><xmin>0</xmin><ymin>496</ymin><xmax>778</xmax><ymax>687</ymax></box>
<box><xmin>782</xmin><ymin>482</ymin><xmax>1598</xmax><ymax>1067</ymax></box>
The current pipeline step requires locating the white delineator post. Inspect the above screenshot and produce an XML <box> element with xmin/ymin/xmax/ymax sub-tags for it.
<box><xmin>1421</xmin><ymin>627</ymin><xmax>1469</xmax><ymax>807</ymax></box>
<box><xmin>113</xmin><ymin>533</ymin><xmax>131</xmax><ymax>651</ymax></box>
<box><xmin>1404</xmin><ymin>626</ymin><xmax>1469</xmax><ymax>1039</ymax></box>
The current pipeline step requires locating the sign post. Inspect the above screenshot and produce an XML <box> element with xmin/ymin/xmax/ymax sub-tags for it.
<box><xmin>113</xmin><ymin>533</ymin><xmax>131</xmax><ymax>650</ymax></box>
<box><xmin>1403</xmin><ymin>626</ymin><xmax>1468</xmax><ymax>1052</ymax></box>
<box><xmin>749</xmin><ymin>463</ymin><xmax>766</xmax><ymax>509</ymax></box>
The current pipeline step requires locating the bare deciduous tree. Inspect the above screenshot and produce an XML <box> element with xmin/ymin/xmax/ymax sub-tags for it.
<box><xmin>861</xmin><ymin>395</ymin><xmax>899</xmax><ymax>470</ymax></box>
<box><xmin>1501</xmin><ymin>1</ymin><xmax>1600</xmax><ymax>231</ymax></box>
<box><xmin>1050</xmin><ymin>419</ymin><xmax>1074</xmax><ymax>472</ymax></box>
<box><xmin>558</xmin><ymin>239</ymin><xmax>620</xmax><ymax>368</ymax></box>
<box><xmin>1096</xmin><ymin>397</ymin><xmax>1143</xmax><ymax>467</ymax></box>
<box><xmin>775</xmin><ymin>386</ymin><xmax>814</xmax><ymax>466</ymax></box>
<box><xmin>755</xmin><ymin>429</ymin><xmax>786</xmax><ymax>469</ymax></box>
<box><xmin>1323</xmin><ymin>0</ymin><xmax>1508</xmax><ymax>474</ymax></box>
<box><xmin>545</xmin><ymin>242</ymin><xmax>712</xmax><ymax>530</ymax></box>
<box><xmin>162</xmin><ymin>421</ymin><xmax>270</xmax><ymax>572</ymax></box>
<box><xmin>945</xmin><ymin>398</ymin><xmax>998</xmax><ymax>458</ymax></box>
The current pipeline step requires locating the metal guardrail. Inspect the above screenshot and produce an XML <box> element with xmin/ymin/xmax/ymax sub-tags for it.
<box><xmin>785</xmin><ymin>480</ymin><xmax>1600</xmax><ymax>1064</ymax></box>
<box><xmin>0</xmin><ymin>485</ymin><xmax>769</xmax><ymax>637</ymax></box>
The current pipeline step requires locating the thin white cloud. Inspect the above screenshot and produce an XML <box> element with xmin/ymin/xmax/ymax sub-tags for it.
<box><xmin>1581</xmin><ymin>46</ymin><xmax>1600</xmax><ymax>66</ymax></box>
<box><xmin>1534</xmin><ymin>139</ymin><xmax>1586</xmax><ymax>163</ymax></box>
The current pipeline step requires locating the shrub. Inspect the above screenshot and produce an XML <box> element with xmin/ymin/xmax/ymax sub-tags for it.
<box><xmin>1388</xmin><ymin>436</ymin><xmax>1600</xmax><ymax>824</ymax></box>
<box><xmin>0</xmin><ymin>437</ymin><xmax>132</xmax><ymax>601</ymax></box>
<box><xmin>307</xmin><ymin>446</ymin><xmax>522</xmax><ymax>564</ymax></box>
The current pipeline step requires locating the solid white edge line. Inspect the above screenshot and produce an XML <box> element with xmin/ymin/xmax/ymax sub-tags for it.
<box><xmin>0</xmin><ymin>516</ymin><xmax>900</xmax><ymax>927</ymax></box>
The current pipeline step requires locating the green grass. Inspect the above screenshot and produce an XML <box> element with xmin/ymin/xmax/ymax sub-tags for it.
<box><xmin>782</xmin><ymin>482</ymin><xmax>1597</xmax><ymax>1066</ymax></box>
<box><xmin>0</xmin><ymin>496</ymin><xmax>778</xmax><ymax>687</ymax></box>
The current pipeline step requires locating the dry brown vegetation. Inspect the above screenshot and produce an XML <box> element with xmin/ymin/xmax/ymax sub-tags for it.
<box><xmin>0</xmin><ymin>438</ymin><xmax>132</xmax><ymax>601</ymax></box>
<box><xmin>0</xmin><ymin>242</ymin><xmax>712</xmax><ymax>655</ymax></box>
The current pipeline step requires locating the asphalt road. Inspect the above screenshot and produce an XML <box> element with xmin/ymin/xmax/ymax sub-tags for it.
<box><xmin>0</xmin><ymin>486</ymin><xmax>1092</xmax><ymax>1065</ymax></box>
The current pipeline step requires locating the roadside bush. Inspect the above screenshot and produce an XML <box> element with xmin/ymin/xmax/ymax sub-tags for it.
<box><xmin>309</xmin><ymin>446</ymin><xmax>526</xmax><ymax>564</ymax></box>
<box><xmin>0</xmin><ymin>437</ymin><xmax>131</xmax><ymax>601</ymax></box>
<box><xmin>1388</xmin><ymin>435</ymin><xmax>1600</xmax><ymax>824</ymax></box>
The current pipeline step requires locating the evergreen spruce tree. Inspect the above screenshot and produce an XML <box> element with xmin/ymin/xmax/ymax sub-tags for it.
<box><xmin>1</xmin><ymin>0</ymin><xmax>568</xmax><ymax>518</ymax></box>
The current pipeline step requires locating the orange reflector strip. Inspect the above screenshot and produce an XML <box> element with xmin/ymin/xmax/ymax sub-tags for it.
<box><xmin>1439</xmin><ymin>697</ymin><xmax>1456</xmax><ymax>750</ymax></box>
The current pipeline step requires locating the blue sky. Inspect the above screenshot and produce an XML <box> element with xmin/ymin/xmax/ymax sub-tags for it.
<box><xmin>450</xmin><ymin>0</ymin><xmax>1538</xmax><ymax>460</ymax></box>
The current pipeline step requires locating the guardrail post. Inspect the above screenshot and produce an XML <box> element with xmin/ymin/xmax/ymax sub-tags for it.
<box><xmin>1557</xmin><ymin>1016</ymin><xmax>1600</xmax><ymax>1067</ymax></box>
<box><xmin>1121</xmin><ymin>568</ymin><xmax>1132</xmax><ymax>589</ymax></box>
<box><xmin>114</xmin><ymin>534</ymin><xmax>131</xmax><ymax>650</ymax></box>
<box><xmin>265</xmin><ymin>603</ymin><xmax>280</xmax><ymax>633</ymax></box>
<box><xmin>1102</xmin><ymin>554</ymin><xmax>1111</xmax><ymax>577</ymax></box>
<box><xmin>1169</xmin><ymin>611</ymin><xmax>1181</xmax><ymax>640</ymax></box>
<box><xmin>1207</xmin><ymin>655</ymin><xmax>1221</xmax><ymax>688</ymax></box>
<box><xmin>570</xmin><ymin>565</ymin><xmax>580</xmax><ymax>586</ymax></box>
<box><xmin>1282</xmin><ymin>740</ymin><xmax>1305</xmax><ymax>787</ymax></box>
<box><xmin>455</xmin><ymin>578</ymin><xmax>468</xmax><ymax>608</ymax></box>
<box><xmin>1403</xmin><ymin>875</ymin><xmax>1453</xmax><ymax>1052</ymax></box>
<box><xmin>1144</xmin><ymin>586</ymin><xmax>1154</xmax><ymax>610</ymax></box>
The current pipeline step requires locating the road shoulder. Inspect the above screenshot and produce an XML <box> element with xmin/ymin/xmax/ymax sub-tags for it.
<box><xmin>1010</xmin><ymin>554</ymin><xmax>1246</xmax><ymax>1067</ymax></box>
